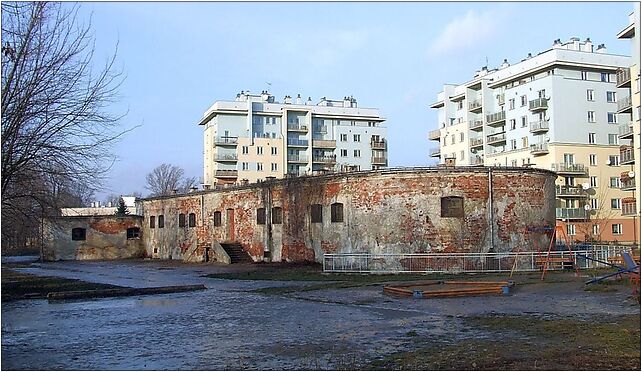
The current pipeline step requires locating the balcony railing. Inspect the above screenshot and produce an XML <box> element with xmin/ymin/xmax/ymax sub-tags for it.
<box><xmin>371</xmin><ymin>140</ymin><xmax>387</xmax><ymax>149</ymax></box>
<box><xmin>287</xmin><ymin>138</ymin><xmax>309</xmax><ymax>147</ymax></box>
<box><xmin>555</xmin><ymin>185</ymin><xmax>586</xmax><ymax>197</ymax></box>
<box><xmin>551</xmin><ymin>163</ymin><xmax>587</xmax><ymax>175</ymax></box>
<box><xmin>312</xmin><ymin>139</ymin><xmax>337</xmax><ymax>148</ymax></box>
<box><xmin>621</xmin><ymin>177</ymin><xmax>636</xmax><ymax>191</ymax></box>
<box><xmin>471</xmin><ymin>156</ymin><xmax>484</xmax><ymax>166</ymax></box>
<box><xmin>530</xmin><ymin>143</ymin><xmax>549</xmax><ymax>155</ymax></box>
<box><xmin>622</xmin><ymin>201</ymin><xmax>637</xmax><ymax>216</ymax></box>
<box><xmin>470</xmin><ymin>137</ymin><xmax>484</xmax><ymax>147</ymax></box>
<box><xmin>287</xmin><ymin>154</ymin><xmax>308</xmax><ymax>162</ymax></box>
<box><xmin>468</xmin><ymin>99</ymin><xmax>482</xmax><ymax>111</ymax></box>
<box><xmin>428</xmin><ymin>130</ymin><xmax>441</xmax><ymax>140</ymax></box>
<box><xmin>214</xmin><ymin>136</ymin><xmax>238</xmax><ymax>145</ymax></box>
<box><xmin>487</xmin><ymin>133</ymin><xmax>506</xmax><ymax>145</ymax></box>
<box><xmin>215</xmin><ymin>170</ymin><xmax>238</xmax><ymax>178</ymax></box>
<box><xmin>469</xmin><ymin>120</ymin><xmax>484</xmax><ymax>130</ymax></box>
<box><xmin>617</xmin><ymin>96</ymin><xmax>632</xmax><ymax>113</ymax></box>
<box><xmin>529</xmin><ymin>120</ymin><xmax>549</xmax><ymax>133</ymax></box>
<box><xmin>529</xmin><ymin>97</ymin><xmax>548</xmax><ymax>111</ymax></box>
<box><xmin>497</xmin><ymin>93</ymin><xmax>505</xmax><ymax>105</ymax></box>
<box><xmin>618</xmin><ymin>122</ymin><xmax>634</xmax><ymax>139</ymax></box>
<box><xmin>287</xmin><ymin>123</ymin><xmax>308</xmax><ymax>131</ymax></box>
<box><xmin>620</xmin><ymin>145</ymin><xmax>635</xmax><ymax>164</ymax></box>
<box><xmin>556</xmin><ymin>208</ymin><xmax>587</xmax><ymax>220</ymax></box>
<box><xmin>430</xmin><ymin>147</ymin><xmax>441</xmax><ymax>157</ymax></box>
<box><xmin>371</xmin><ymin>156</ymin><xmax>387</xmax><ymax>165</ymax></box>
<box><xmin>215</xmin><ymin>153</ymin><xmax>238</xmax><ymax>161</ymax></box>
<box><xmin>486</xmin><ymin>111</ymin><xmax>506</xmax><ymax>126</ymax></box>
<box><xmin>616</xmin><ymin>67</ymin><xmax>631</xmax><ymax>87</ymax></box>
<box><xmin>312</xmin><ymin>155</ymin><xmax>337</xmax><ymax>164</ymax></box>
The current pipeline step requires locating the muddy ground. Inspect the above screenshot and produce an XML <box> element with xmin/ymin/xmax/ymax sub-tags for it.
<box><xmin>1</xmin><ymin>259</ymin><xmax>640</xmax><ymax>370</ymax></box>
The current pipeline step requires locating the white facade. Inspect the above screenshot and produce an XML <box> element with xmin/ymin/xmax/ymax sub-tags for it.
<box><xmin>199</xmin><ymin>92</ymin><xmax>387</xmax><ymax>186</ymax></box>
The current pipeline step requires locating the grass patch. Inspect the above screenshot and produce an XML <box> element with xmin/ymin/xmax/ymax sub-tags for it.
<box><xmin>369</xmin><ymin>314</ymin><xmax>640</xmax><ymax>370</ymax></box>
<box><xmin>2</xmin><ymin>268</ymin><xmax>123</xmax><ymax>302</ymax></box>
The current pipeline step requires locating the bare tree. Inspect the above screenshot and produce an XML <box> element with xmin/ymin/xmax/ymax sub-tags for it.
<box><xmin>145</xmin><ymin>164</ymin><xmax>198</xmax><ymax>197</ymax></box>
<box><xmin>1</xmin><ymin>2</ymin><xmax>126</xmax><ymax>250</ymax></box>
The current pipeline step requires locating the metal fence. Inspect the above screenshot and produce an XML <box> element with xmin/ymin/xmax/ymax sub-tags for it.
<box><xmin>323</xmin><ymin>245</ymin><xmax>634</xmax><ymax>274</ymax></box>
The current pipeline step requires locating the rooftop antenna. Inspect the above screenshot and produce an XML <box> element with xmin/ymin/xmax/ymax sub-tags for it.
<box><xmin>485</xmin><ymin>56</ymin><xmax>488</xmax><ymax>67</ymax></box>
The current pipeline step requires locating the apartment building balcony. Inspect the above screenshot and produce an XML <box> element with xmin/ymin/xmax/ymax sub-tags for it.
<box><xmin>617</xmin><ymin>96</ymin><xmax>632</xmax><ymax>113</ymax></box>
<box><xmin>620</xmin><ymin>173</ymin><xmax>636</xmax><ymax>191</ymax></box>
<box><xmin>287</xmin><ymin>123</ymin><xmax>308</xmax><ymax>132</ymax></box>
<box><xmin>555</xmin><ymin>185</ymin><xmax>587</xmax><ymax>198</ymax></box>
<box><xmin>215</xmin><ymin>170</ymin><xmax>238</xmax><ymax>179</ymax></box>
<box><xmin>468</xmin><ymin>99</ymin><xmax>483</xmax><ymax>113</ymax></box>
<box><xmin>371</xmin><ymin>139</ymin><xmax>387</xmax><ymax>149</ymax></box>
<box><xmin>487</xmin><ymin>133</ymin><xmax>506</xmax><ymax>145</ymax></box>
<box><xmin>469</xmin><ymin>119</ymin><xmax>484</xmax><ymax>131</ymax></box>
<box><xmin>622</xmin><ymin>198</ymin><xmax>637</xmax><ymax>216</ymax></box>
<box><xmin>620</xmin><ymin>145</ymin><xmax>635</xmax><ymax>165</ymax></box>
<box><xmin>556</xmin><ymin>208</ymin><xmax>587</xmax><ymax>220</ymax></box>
<box><xmin>287</xmin><ymin>154</ymin><xmax>308</xmax><ymax>163</ymax></box>
<box><xmin>497</xmin><ymin>93</ymin><xmax>505</xmax><ymax>106</ymax></box>
<box><xmin>528</xmin><ymin>97</ymin><xmax>548</xmax><ymax>112</ymax></box>
<box><xmin>287</xmin><ymin>138</ymin><xmax>309</xmax><ymax>147</ymax></box>
<box><xmin>371</xmin><ymin>156</ymin><xmax>387</xmax><ymax>165</ymax></box>
<box><xmin>618</xmin><ymin>122</ymin><xmax>634</xmax><ymax>140</ymax></box>
<box><xmin>214</xmin><ymin>136</ymin><xmax>238</xmax><ymax>146</ymax></box>
<box><xmin>486</xmin><ymin>111</ymin><xmax>506</xmax><ymax>127</ymax></box>
<box><xmin>470</xmin><ymin>137</ymin><xmax>484</xmax><ymax>148</ymax></box>
<box><xmin>430</xmin><ymin>147</ymin><xmax>441</xmax><ymax>157</ymax></box>
<box><xmin>530</xmin><ymin>143</ymin><xmax>549</xmax><ymax>156</ymax></box>
<box><xmin>529</xmin><ymin>120</ymin><xmax>549</xmax><ymax>134</ymax></box>
<box><xmin>471</xmin><ymin>156</ymin><xmax>484</xmax><ymax>166</ymax></box>
<box><xmin>616</xmin><ymin>67</ymin><xmax>631</xmax><ymax>88</ymax></box>
<box><xmin>429</xmin><ymin>129</ymin><xmax>441</xmax><ymax>141</ymax></box>
<box><xmin>215</xmin><ymin>153</ymin><xmax>238</xmax><ymax>162</ymax></box>
<box><xmin>551</xmin><ymin>163</ymin><xmax>588</xmax><ymax>175</ymax></box>
<box><xmin>312</xmin><ymin>139</ymin><xmax>336</xmax><ymax>149</ymax></box>
<box><xmin>312</xmin><ymin>155</ymin><xmax>337</xmax><ymax>164</ymax></box>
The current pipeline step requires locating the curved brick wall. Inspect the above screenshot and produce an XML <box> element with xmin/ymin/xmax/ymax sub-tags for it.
<box><xmin>141</xmin><ymin>167</ymin><xmax>556</xmax><ymax>263</ymax></box>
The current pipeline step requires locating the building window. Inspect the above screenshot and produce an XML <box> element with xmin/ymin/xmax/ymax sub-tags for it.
<box><xmin>271</xmin><ymin>163</ymin><xmax>277</xmax><ymax>172</ymax></box>
<box><xmin>511</xmin><ymin>159</ymin><xmax>518</xmax><ymax>167</ymax></box>
<box><xmin>608</xmin><ymin>155</ymin><xmax>619</xmax><ymax>166</ymax></box>
<box><xmin>450</xmin><ymin>134</ymin><xmax>455</xmax><ymax>144</ymax></box>
<box><xmin>71</xmin><ymin>228</ymin><xmax>86</xmax><ymax>241</ymax></box>
<box><xmin>271</xmin><ymin>147</ymin><xmax>278</xmax><ymax>155</ymax></box>
<box><xmin>213</xmin><ymin>211</ymin><xmax>222</xmax><ymax>226</ymax></box>
<box><xmin>581</xmin><ymin>71</ymin><xmax>588</xmax><ymax>80</ymax></box>
<box><xmin>611</xmin><ymin>199</ymin><xmax>621</xmax><ymax>209</ymax></box>
<box><xmin>509</xmin><ymin>99</ymin><xmax>515</xmax><ymax>110</ymax></box>
<box><xmin>612</xmin><ymin>224</ymin><xmax>623</xmax><ymax>235</ymax></box>
<box><xmin>590</xmin><ymin>176</ymin><xmax>598</xmax><ymax>187</ymax></box>
<box><xmin>592</xmin><ymin>224</ymin><xmax>599</xmax><ymax>236</ymax></box>
<box><xmin>354</xmin><ymin>149</ymin><xmax>360</xmax><ymax>157</ymax></box>
<box><xmin>586</xmin><ymin>89</ymin><xmax>594</xmax><ymax>101</ymax></box>
<box><xmin>150</xmin><ymin>216</ymin><xmax>156</xmax><ymax>229</ymax></box>
<box><xmin>257</xmin><ymin>146</ymin><xmax>263</xmax><ymax>155</ymax></box>
<box><xmin>600</xmin><ymin>72</ymin><xmax>610</xmax><ymax>82</ymax></box>
<box><xmin>331</xmin><ymin>203</ymin><xmax>344</xmax><ymax>223</ymax></box>
<box><xmin>589</xmin><ymin>154</ymin><xmax>597</xmax><ymax>166</ymax></box>
<box><xmin>179</xmin><ymin>213</ymin><xmax>186</xmax><ymax>227</ymax></box>
<box><xmin>588</xmin><ymin>133</ymin><xmax>596</xmax><ymax>144</ymax></box>
<box><xmin>272</xmin><ymin>207</ymin><xmax>282</xmax><ymax>224</ymax></box>
<box><xmin>353</xmin><ymin>134</ymin><xmax>361</xmax><ymax>142</ymax></box>
<box><xmin>459</xmin><ymin>150</ymin><xmax>464</xmax><ymax>160</ymax></box>
<box><xmin>311</xmin><ymin>204</ymin><xmax>322</xmax><ymax>223</ymax></box>
<box><xmin>441</xmin><ymin>196</ymin><xmax>464</xmax><ymax>218</ymax></box>
<box><xmin>340</xmin><ymin>134</ymin><xmax>347</xmax><ymax>142</ymax></box>
<box><xmin>188</xmin><ymin>213</ymin><xmax>196</xmax><ymax>227</ymax></box>
<box><xmin>608</xmin><ymin>133</ymin><xmax>618</xmax><ymax>145</ymax></box>
<box><xmin>606</xmin><ymin>91</ymin><xmax>617</xmax><ymax>102</ymax></box>
<box><xmin>520</xmin><ymin>95</ymin><xmax>527</xmax><ymax>106</ymax></box>
<box><xmin>158</xmin><ymin>215</ymin><xmax>164</xmax><ymax>228</ymax></box>
<box><xmin>257</xmin><ymin>208</ymin><xmax>266</xmax><ymax>225</ymax></box>
<box><xmin>567</xmin><ymin>224</ymin><xmax>576</xmax><ymax>236</ymax></box>
<box><xmin>340</xmin><ymin>149</ymin><xmax>348</xmax><ymax>157</ymax></box>
<box><xmin>590</xmin><ymin>198</ymin><xmax>599</xmax><ymax>210</ymax></box>
<box><xmin>457</xmin><ymin>101</ymin><xmax>464</xmax><ymax>110</ymax></box>
<box><xmin>587</xmin><ymin>111</ymin><xmax>595</xmax><ymax>123</ymax></box>
<box><xmin>521</xmin><ymin>137</ymin><xmax>528</xmax><ymax>148</ymax></box>
<box><xmin>242</xmin><ymin>162</ymin><xmax>249</xmax><ymax>171</ymax></box>
<box><xmin>609</xmin><ymin>177</ymin><xmax>621</xmax><ymax>188</ymax></box>
<box><xmin>521</xmin><ymin>116</ymin><xmax>527</xmax><ymax>127</ymax></box>
<box><xmin>509</xmin><ymin>119</ymin><xmax>516</xmax><ymax>130</ymax></box>
<box><xmin>607</xmin><ymin>112</ymin><xmax>617</xmax><ymax>124</ymax></box>
<box><xmin>242</xmin><ymin>146</ymin><xmax>249</xmax><ymax>155</ymax></box>
<box><xmin>459</xmin><ymin>132</ymin><xmax>464</xmax><ymax>142</ymax></box>
<box><xmin>127</xmin><ymin>227</ymin><xmax>141</xmax><ymax>240</ymax></box>
<box><xmin>510</xmin><ymin>139</ymin><xmax>517</xmax><ymax>150</ymax></box>
<box><xmin>257</xmin><ymin>162</ymin><xmax>263</xmax><ymax>171</ymax></box>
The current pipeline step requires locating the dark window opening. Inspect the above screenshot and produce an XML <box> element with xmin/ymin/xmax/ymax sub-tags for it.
<box><xmin>188</xmin><ymin>213</ymin><xmax>196</xmax><ymax>227</ymax></box>
<box><xmin>331</xmin><ymin>203</ymin><xmax>344</xmax><ymax>222</ymax></box>
<box><xmin>71</xmin><ymin>228</ymin><xmax>86</xmax><ymax>241</ymax></box>
<box><xmin>158</xmin><ymin>215</ymin><xmax>165</xmax><ymax>228</ymax></box>
<box><xmin>272</xmin><ymin>207</ymin><xmax>283</xmax><ymax>224</ymax></box>
<box><xmin>441</xmin><ymin>196</ymin><xmax>464</xmax><ymax>218</ymax></box>
<box><xmin>127</xmin><ymin>227</ymin><xmax>141</xmax><ymax>239</ymax></box>
<box><xmin>150</xmin><ymin>216</ymin><xmax>156</xmax><ymax>228</ymax></box>
<box><xmin>213</xmin><ymin>211</ymin><xmax>222</xmax><ymax>226</ymax></box>
<box><xmin>311</xmin><ymin>204</ymin><xmax>323</xmax><ymax>223</ymax></box>
<box><xmin>257</xmin><ymin>208</ymin><xmax>266</xmax><ymax>225</ymax></box>
<box><xmin>178</xmin><ymin>213</ymin><xmax>186</xmax><ymax>227</ymax></box>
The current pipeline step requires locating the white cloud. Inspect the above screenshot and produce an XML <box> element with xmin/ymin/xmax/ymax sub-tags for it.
<box><xmin>429</xmin><ymin>9</ymin><xmax>508</xmax><ymax>56</ymax></box>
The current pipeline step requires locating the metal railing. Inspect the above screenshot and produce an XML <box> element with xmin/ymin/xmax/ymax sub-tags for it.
<box><xmin>616</xmin><ymin>67</ymin><xmax>631</xmax><ymax>87</ymax></box>
<box><xmin>214</xmin><ymin>136</ymin><xmax>238</xmax><ymax>145</ymax></box>
<box><xmin>487</xmin><ymin>133</ymin><xmax>506</xmax><ymax>144</ymax></box>
<box><xmin>529</xmin><ymin>97</ymin><xmax>548</xmax><ymax>111</ymax></box>
<box><xmin>313</xmin><ymin>155</ymin><xmax>337</xmax><ymax>163</ymax></box>
<box><xmin>287</xmin><ymin>154</ymin><xmax>308</xmax><ymax>162</ymax></box>
<box><xmin>556</xmin><ymin>207</ymin><xmax>587</xmax><ymax>219</ymax></box>
<box><xmin>215</xmin><ymin>153</ymin><xmax>238</xmax><ymax>161</ymax></box>
<box><xmin>619</xmin><ymin>123</ymin><xmax>634</xmax><ymax>138</ymax></box>
<box><xmin>287</xmin><ymin>123</ymin><xmax>308</xmax><ymax>131</ymax></box>
<box><xmin>486</xmin><ymin>111</ymin><xmax>506</xmax><ymax>125</ymax></box>
<box><xmin>470</xmin><ymin>137</ymin><xmax>484</xmax><ymax>147</ymax></box>
<box><xmin>469</xmin><ymin>120</ymin><xmax>484</xmax><ymax>130</ymax></box>
<box><xmin>620</xmin><ymin>146</ymin><xmax>635</xmax><ymax>164</ymax></box>
<box><xmin>621</xmin><ymin>177</ymin><xmax>636</xmax><ymax>190</ymax></box>
<box><xmin>555</xmin><ymin>185</ymin><xmax>586</xmax><ymax>197</ymax></box>
<box><xmin>215</xmin><ymin>170</ymin><xmax>238</xmax><ymax>178</ymax></box>
<box><xmin>371</xmin><ymin>156</ymin><xmax>387</xmax><ymax>164</ymax></box>
<box><xmin>323</xmin><ymin>246</ymin><xmax>633</xmax><ymax>273</ymax></box>
<box><xmin>617</xmin><ymin>96</ymin><xmax>632</xmax><ymax>112</ymax></box>
<box><xmin>468</xmin><ymin>99</ymin><xmax>482</xmax><ymax>111</ymax></box>
<box><xmin>371</xmin><ymin>140</ymin><xmax>387</xmax><ymax>149</ymax></box>
<box><xmin>497</xmin><ymin>93</ymin><xmax>505</xmax><ymax>105</ymax></box>
<box><xmin>622</xmin><ymin>202</ymin><xmax>637</xmax><ymax>216</ymax></box>
<box><xmin>287</xmin><ymin>138</ymin><xmax>309</xmax><ymax>147</ymax></box>
<box><xmin>530</xmin><ymin>143</ymin><xmax>549</xmax><ymax>155</ymax></box>
<box><xmin>551</xmin><ymin>163</ymin><xmax>587</xmax><ymax>174</ymax></box>
<box><xmin>529</xmin><ymin>120</ymin><xmax>549</xmax><ymax>133</ymax></box>
<box><xmin>428</xmin><ymin>130</ymin><xmax>441</xmax><ymax>140</ymax></box>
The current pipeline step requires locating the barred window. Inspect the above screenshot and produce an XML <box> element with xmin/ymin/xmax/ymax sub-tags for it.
<box><xmin>213</xmin><ymin>211</ymin><xmax>222</xmax><ymax>226</ymax></box>
<box><xmin>178</xmin><ymin>213</ymin><xmax>186</xmax><ymax>227</ymax></box>
<box><xmin>71</xmin><ymin>228</ymin><xmax>86</xmax><ymax>241</ymax></box>
<box><xmin>188</xmin><ymin>213</ymin><xmax>196</xmax><ymax>227</ymax></box>
<box><xmin>127</xmin><ymin>227</ymin><xmax>141</xmax><ymax>239</ymax></box>
<box><xmin>311</xmin><ymin>204</ymin><xmax>322</xmax><ymax>223</ymax></box>
<box><xmin>158</xmin><ymin>215</ymin><xmax>165</xmax><ymax>228</ymax></box>
<box><xmin>331</xmin><ymin>203</ymin><xmax>343</xmax><ymax>223</ymax></box>
<box><xmin>441</xmin><ymin>196</ymin><xmax>464</xmax><ymax>218</ymax></box>
<box><xmin>272</xmin><ymin>207</ymin><xmax>283</xmax><ymax>224</ymax></box>
<box><xmin>257</xmin><ymin>208</ymin><xmax>266</xmax><ymax>225</ymax></box>
<box><xmin>150</xmin><ymin>216</ymin><xmax>156</xmax><ymax>228</ymax></box>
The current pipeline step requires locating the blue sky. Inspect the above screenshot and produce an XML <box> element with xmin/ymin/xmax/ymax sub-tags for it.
<box><xmin>77</xmin><ymin>1</ymin><xmax>635</xmax><ymax>200</ymax></box>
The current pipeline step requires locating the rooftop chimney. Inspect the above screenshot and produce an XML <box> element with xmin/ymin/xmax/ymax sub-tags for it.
<box><xmin>306</xmin><ymin>97</ymin><xmax>312</xmax><ymax>105</ymax></box>
<box><xmin>343</xmin><ymin>96</ymin><xmax>351</xmax><ymax>107</ymax></box>
<box><xmin>596</xmin><ymin>44</ymin><xmax>607</xmax><ymax>53</ymax></box>
<box><xmin>296</xmin><ymin>93</ymin><xmax>302</xmax><ymax>105</ymax></box>
<box><xmin>284</xmin><ymin>95</ymin><xmax>292</xmax><ymax>104</ymax></box>
<box><xmin>552</xmin><ymin>39</ymin><xmax>562</xmax><ymax>49</ymax></box>
<box><xmin>261</xmin><ymin>90</ymin><xmax>269</xmax><ymax>102</ymax></box>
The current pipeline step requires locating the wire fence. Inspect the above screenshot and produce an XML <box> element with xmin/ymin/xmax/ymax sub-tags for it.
<box><xmin>323</xmin><ymin>245</ymin><xmax>635</xmax><ymax>274</ymax></box>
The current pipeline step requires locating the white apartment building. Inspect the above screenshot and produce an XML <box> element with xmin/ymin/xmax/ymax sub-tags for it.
<box><xmin>198</xmin><ymin>91</ymin><xmax>387</xmax><ymax>186</ymax></box>
<box><xmin>429</xmin><ymin>37</ymin><xmax>636</xmax><ymax>243</ymax></box>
